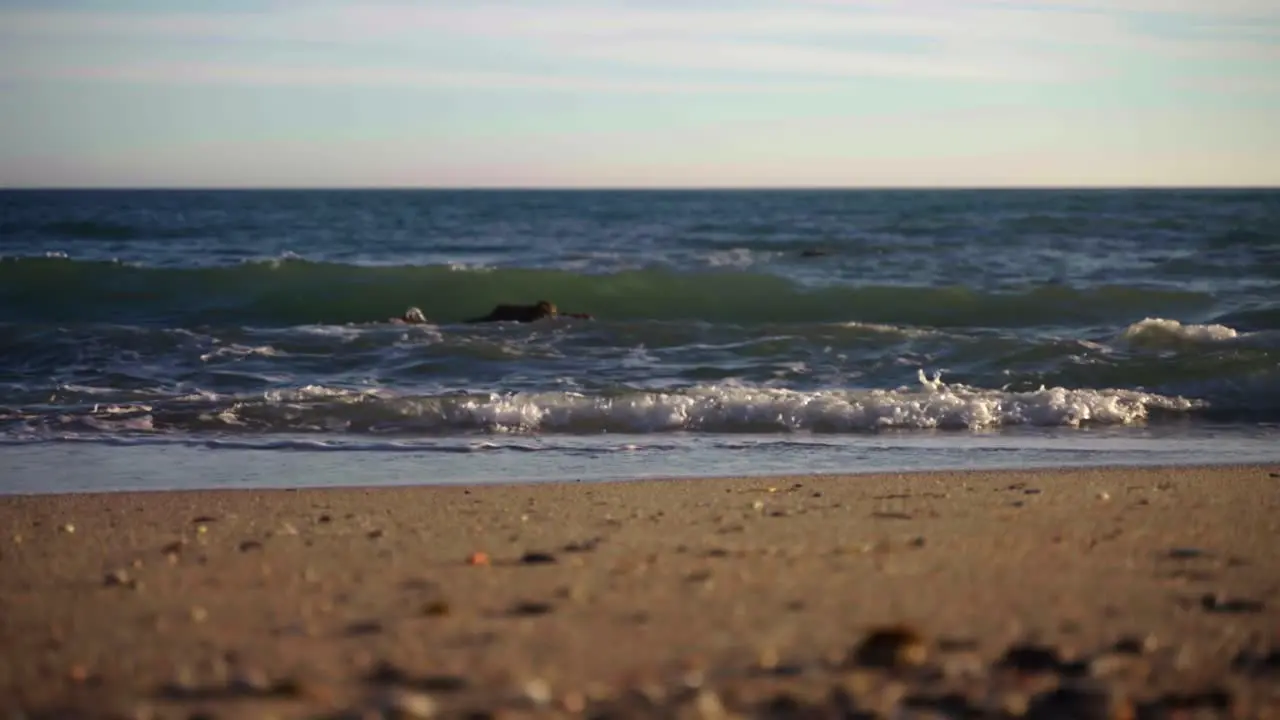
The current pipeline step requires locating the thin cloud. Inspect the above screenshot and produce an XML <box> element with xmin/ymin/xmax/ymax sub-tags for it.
<box><xmin>11</xmin><ymin>62</ymin><xmax>840</xmax><ymax>95</ymax></box>
<box><xmin>1</xmin><ymin>1</ymin><xmax>1273</xmax><ymax>90</ymax></box>
<box><xmin>564</xmin><ymin>39</ymin><xmax>1082</xmax><ymax>82</ymax></box>
<box><xmin>979</xmin><ymin>0</ymin><xmax>1279</xmax><ymax>17</ymax></box>
<box><xmin>0</xmin><ymin>4</ymin><xmax>1119</xmax><ymax>43</ymax></box>
<box><xmin>809</xmin><ymin>0</ymin><xmax>1279</xmax><ymax>18</ymax></box>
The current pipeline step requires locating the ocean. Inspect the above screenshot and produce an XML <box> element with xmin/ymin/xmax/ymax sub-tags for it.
<box><xmin>1</xmin><ymin>189</ymin><xmax>1277</xmax><ymax>493</ymax></box>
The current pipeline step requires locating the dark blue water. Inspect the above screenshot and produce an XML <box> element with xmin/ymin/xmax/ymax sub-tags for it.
<box><xmin>2</xmin><ymin>189</ymin><xmax>1277</xmax><ymax>492</ymax></box>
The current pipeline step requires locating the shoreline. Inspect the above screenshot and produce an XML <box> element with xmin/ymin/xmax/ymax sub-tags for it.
<box><xmin>2</xmin><ymin>464</ymin><xmax>1279</xmax><ymax>718</ymax></box>
<box><xmin>4</xmin><ymin>431</ymin><xmax>1278</xmax><ymax>495</ymax></box>
<box><xmin>3</xmin><ymin>459</ymin><xmax>1277</xmax><ymax>496</ymax></box>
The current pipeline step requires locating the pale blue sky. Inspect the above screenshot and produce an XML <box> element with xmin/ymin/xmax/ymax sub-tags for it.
<box><xmin>2</xmin><ymin>0</ymin><xmax>1277</xmax><ymax>187</ymax></box>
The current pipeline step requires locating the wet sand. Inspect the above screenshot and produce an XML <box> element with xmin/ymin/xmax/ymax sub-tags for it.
<box><xmin>2</xmin><ymin>464</ymin><xmax>1279</xmax><ymax>719</ymax></box>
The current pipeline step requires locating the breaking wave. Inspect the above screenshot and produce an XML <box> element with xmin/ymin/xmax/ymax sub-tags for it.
<box><xmin>1121</xmin><ymin>317</ymin><xmax>1280</xmax><ymax>349</ymax></box>
<box><xmin>0</xmin><ymin>372</ymin><xmax>1215</xmax><ymax>440</ymax></box>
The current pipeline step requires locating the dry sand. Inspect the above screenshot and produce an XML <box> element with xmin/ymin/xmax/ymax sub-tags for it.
<box><xmin>1</xmin><ymin>464</ymin><xmax>1279</xmax><ymax>719</ymax></box>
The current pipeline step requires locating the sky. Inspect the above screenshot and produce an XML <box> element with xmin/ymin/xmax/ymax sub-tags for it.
<box><xmin>1</xmin><ymin>0</ymin><xmax>1278</xmax><ymax>188</ymax></box>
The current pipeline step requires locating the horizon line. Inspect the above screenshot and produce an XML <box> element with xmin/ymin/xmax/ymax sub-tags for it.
<box><xmin>3</xmin><ymin>184</ymin><xmax>1279</xmax><ymax>192</ymax></box>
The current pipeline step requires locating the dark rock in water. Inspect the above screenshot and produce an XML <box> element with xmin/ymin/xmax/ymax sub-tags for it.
<box><xmin>192</xmin><ymin>515</ymin><xmax>217</xmax><ymax>524</ymax></box>
<box><xmin>847</xmin><ymin>624</ymin><xmax>928</xmax><ymax>669</ymax></box>
<box><xmin>520</xmin><ymin>551</ymin><xmax>557</xmax><ymax>565</ymax></box>
<box><xmin>238</xmin><ymin>540</ymin><xmax>264</xmax><ymax>552</ymax></box>
<box><xmin>999</xmin><ymin>644</ymin><xmax>1063</xmax><ymax>673</ymax></box>
<box><xmin>799</xmin><ymin>249</ymin><xmax>832</xmax><ymax>258</ymax></box>
<box><xmin>1167</xmin><ymin>547</ymin><xmax>1212</xmax><ymax>560</ymax></box>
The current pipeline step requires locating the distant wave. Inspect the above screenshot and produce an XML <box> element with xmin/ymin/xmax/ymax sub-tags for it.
<box><xmin>26</xmin><ymin>220</ymin><xmax>216</xmax><ymax>242</ymax></box>
<box><xmin>0</xmin><ymin>256</ymin><xmax>1217</xmax><ymax>328</ymax></box>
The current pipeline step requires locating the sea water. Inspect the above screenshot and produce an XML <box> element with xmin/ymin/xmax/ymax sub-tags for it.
<box><xmin>1</xmin><ymin>189</ymin><xmax>1277</xmax><ymax>492</ymax></box>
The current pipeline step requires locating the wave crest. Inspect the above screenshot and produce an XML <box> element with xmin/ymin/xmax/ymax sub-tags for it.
<box><xmin>1121</xmin><ymin>317</ymin><xmax>1280</xmax><ymax>349</ymax></box>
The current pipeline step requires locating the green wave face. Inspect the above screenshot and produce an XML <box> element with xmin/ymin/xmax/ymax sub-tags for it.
<box><xmin>0</xmin><ymin>257</ymin><xmax>1221</xmax><ymax>328</ymax></box>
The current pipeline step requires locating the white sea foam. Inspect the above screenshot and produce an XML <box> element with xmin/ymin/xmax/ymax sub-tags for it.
<box><xmin>206</xmin><ymin>371</ymin><xmax>1194</xmax><ymax>434</ymax></box>
<box><xmin>1121</xmin><ymin>317</ymin><xmax>1280</xmax><ymax>350</ymax></box>
<box><xmin>262</xmin><ymin>384</ymin><xmax>390</xmax><ymax>403</ymax></box>
<box><xmin>704</xmin><ymin>247</ymin><xmax>770</xmax><ymax>269</ymax></box>
<box><xmin>10</xmin><ymin>373</ymin><xmax>1210</xmax><ymax>437</ymax></box>
<box><xmin>291</xmin><ymin>324</ymin><xmax>366</xmax><ymax>341</ymax></box>
<box><xmin>199</xmin><ymin>344</ymin><xmax>282</xmax><ymax>362</ymax></box>
<box><xmin>839</xmin><ymin>321</ymin><xmax>940</xmax><ymax>338</ymax></box>
<box><xmin>258</xmin><ymin>250</ymin><xmax>304</xmax><ymax>269</ymax></box>
<box><xmin>446</xmin><ymin>262</ymin><xmax>493</xmax><ymax>272</ymax></box>
<box><xmin>1122</xmin><ymin>317</ymin><xmax>1240</xmax><ymax>344</ymax></box>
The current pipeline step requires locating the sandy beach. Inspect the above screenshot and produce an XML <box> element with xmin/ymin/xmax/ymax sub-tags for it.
<box><xmin>2</xmin><ymin>464</ymin><xmax>1279</xmax><ymax>719</ymax></box>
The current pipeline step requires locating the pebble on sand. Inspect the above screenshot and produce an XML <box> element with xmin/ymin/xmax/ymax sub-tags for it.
<box><xmin>522</xmin><ymin>677</ymin><xmax>553</xmax><ymax>707</ymax></box>
<box><xmin>510</xmin><ymin>600</ymin><xmax>554</xmax><ymax>616</ymax></box>
<box><xmin>999</xmin><ymin>643</ymin><xmax>1063</xmax><ymax>673</ymax></box>
<box><xmin>1200</xmin><ymin>593</ymin><xmax>1265</xmax><ymax>614</ymax></box>
<box><xmin>378</xmin><ymin>686</ymin><xmax>437</xmax><ymax>718</ymax></box>
<box><xmin>520</xmin><ymin>551</ymin><xmax>558</xmax><ymax>565</ymax></box>
<box><xmin>103</xmin><ymin>569</ymin><xmax>138</xmax><ymax>589</ymax></box>
<box><xmin>847</xmin><ymin>625</ymin><xmax>928</xmax><ymax>669</ymax></box>
<box><xmin>421</xmin><ymin>600</ymin><xmax>451</xmax><ymax>617</ymax></box>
